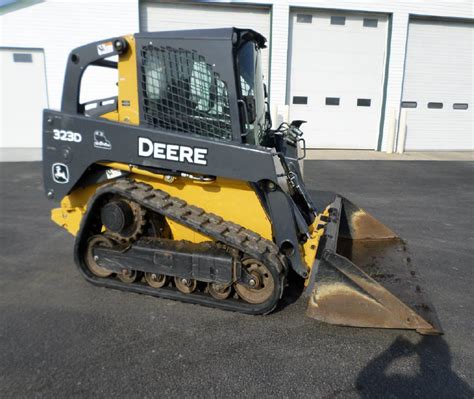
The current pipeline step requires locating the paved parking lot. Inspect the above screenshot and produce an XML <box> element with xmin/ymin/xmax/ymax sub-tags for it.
<box><xmin>1</xmin><ymin>161</ymin><xmax>473</xmax><ymax>398</ymax></box>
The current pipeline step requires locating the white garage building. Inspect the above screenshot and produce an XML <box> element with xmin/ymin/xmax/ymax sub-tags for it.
<box><xmin>0</xmin><ymin>0</ymin><xmax>473</xmax><ymax>160</ymax></box>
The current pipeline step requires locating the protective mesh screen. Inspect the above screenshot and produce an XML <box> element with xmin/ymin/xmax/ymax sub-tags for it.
<box><xmin>140</xmin><ymin>45</ymin><xmax>233</xmax><ymax>140</ymax></box>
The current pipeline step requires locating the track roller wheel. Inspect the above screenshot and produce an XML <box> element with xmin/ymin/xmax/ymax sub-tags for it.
<box><xmin>145</xmin><ymin>272</ymin><xmax>168</xmax><ymax>288</ymax></box>
<box><xmin>117</xmin><ymin>269</ymin><xmax>139</xmax><ymax>284</ymax></box>
<box><xmin>174</xmin><ymin>277</ymin><xmax>197</xmax><ymax>294</ymax></box>
<box><xmin>234</xmin><ymin>258</ymin><xmax>275</xmax><ymax>304</ymax></box>
<box><xmin>85</xmin><ymin>235</ymin><xmax>114</xmax><ymax>278</ymax></box>
<box><xmin>208</xmin><ymin>283</ymin><xmax>232</xmax><ymax>300</ymax></box>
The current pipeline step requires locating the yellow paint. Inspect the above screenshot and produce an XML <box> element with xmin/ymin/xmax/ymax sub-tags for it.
<box><xmin>51</xmin><ymin>164</ymin><xmax>273</xmax><ymax>244</ymax></box>
<box><xmin>51</xmin><ymin>183</ymin><xmax>100</xmax><ymax>235</ymax></box>
<box><xmin>98</xmin><ymin>35</ymin><xmax>139</xmax><ymax>124</ymax></box>
<box><xmin>117</xmin><ymin>35</ymin><xmax>139</xmax><ymax>125</ymax></box>
<box><xmin>101</xmin><ymin>110</ymin><xmax>119</xmax><ymax>121</ymax></box>
<box><xmin>302</xmin><ymin>207</ymin><xmax>330</xmax><ymax>286</ymax></box>
<box><xmin>167</xmin><ymin>219</ymin><xmax>210</xmax><ymax>242</ymax></box>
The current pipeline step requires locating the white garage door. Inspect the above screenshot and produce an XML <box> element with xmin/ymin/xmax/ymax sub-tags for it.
<box><xmin>402</xmin><ymin>19</ymin><xmax>473</xmax><ymax>151</ymax></box>
<box><xmin>288</xmin><ymin>10</ymin><xmax>388</xmax><ymax>149</ymax></box>
<box><xmin>0</xmin><ymin>48</ymin><xmax>48</xmax><ymax>153</ymax></box>
<box><xmin>140</xmin><ymin>2</ymin><xmax>271</xmax><ymax>82</ymax></box>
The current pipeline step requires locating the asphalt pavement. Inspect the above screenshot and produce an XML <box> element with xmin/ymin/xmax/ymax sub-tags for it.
<box><xmin>1</xmin><ymin>161</ymin><xmax>473</xmax><ymax>398</ymax></box>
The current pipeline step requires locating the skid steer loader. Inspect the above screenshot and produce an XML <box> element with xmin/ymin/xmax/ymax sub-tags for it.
<box><xmin>43</xmin><ymin>28</ymin><xmax>441</xmax><ymax>334</ymax></box>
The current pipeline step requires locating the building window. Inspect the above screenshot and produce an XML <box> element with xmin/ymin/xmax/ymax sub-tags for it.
<box><xmin>13</xmin><ymin>53</ymin><xmax>33</xmax><ymax>63</ymax></box>
<box><xmin>326</xmin><ymin>97</ymin><xmax>340</xmax><ymax>106</ymax></box>
<box><xmin>293</xmin><ymin>96</ymin><xmax>308</xmax><ymax>104</ymax></box>
<box><xmin>357</xmin><ymin>98</ymin><xmax>371</xmax><ymax>107</ymax></box>
<box><xmin>297</xmin><ymin>14</ymin><xmax>312</xmax><ymax>24</ymax></box>
<box><xmin>330</xmin><ymin>16</ymin><xmax>346</xmax><ymax>26</ymax></box>
<box><xmin>401</xmin><ymin>101</ymin><xmax>417</xmax><ymax>108</ymax></box>
<box><xmin>453</xmin><ymin>103</ymin><xmax>468</xmax><ymax>110</ymax></box>
<box><xmin>427</xmin><ymin>102</ymin><xmax>443</xmax><ymax>109</ymax></box>
<box><xmin>363</xmin><ymin>18</ymin><xmax>378</xmax><ymax>28</ymax></box>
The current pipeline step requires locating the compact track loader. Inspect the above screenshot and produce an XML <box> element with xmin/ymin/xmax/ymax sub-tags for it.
<box><xmin>43</xmin><ymin>28</ymin><xmax>441</xmax><ymax>334</ymax></box>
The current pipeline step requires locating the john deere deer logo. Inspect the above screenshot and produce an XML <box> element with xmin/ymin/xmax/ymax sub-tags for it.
<box><xmin>52</xmin><ymin>163</ymin><xmax>69</xmax><ymax>184</ymax></box>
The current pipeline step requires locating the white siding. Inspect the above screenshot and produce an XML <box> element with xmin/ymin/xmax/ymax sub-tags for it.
<box><xmin>269</xmin><ymin>3</ymin><xmax>290</xmax><ymax>109</ymax></box>
<box><xmin>0</xmin><ymin>0</ymin><xmax>139</xmax><ymax>111</ymax></box>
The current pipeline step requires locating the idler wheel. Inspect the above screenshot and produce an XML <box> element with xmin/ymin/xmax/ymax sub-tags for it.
<box><xmin>234</xmin><ymin>258</ymin><xmax>275</xmax><ymax>304</ymax></box>
<box><xmin>85</xmin><ymin>235</ymin><xmax>114</xmax><ymax>278</ymax></box>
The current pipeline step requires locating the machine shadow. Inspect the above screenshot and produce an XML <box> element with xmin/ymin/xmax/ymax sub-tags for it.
<box><xmin>355</xmin><ymin>335</ymin><xmax>473</xmax><ymax>398</ymax></box>
<box><xmin>274</xmin><ymin>270</ymin><xmax>306</xmax><ymax>312</ymax></box>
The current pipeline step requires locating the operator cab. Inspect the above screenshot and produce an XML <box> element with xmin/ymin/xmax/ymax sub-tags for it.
<box><xmin>63</xmin><ymin>28</ymin><xmax>303</xmax><ymax>156</ymax></box>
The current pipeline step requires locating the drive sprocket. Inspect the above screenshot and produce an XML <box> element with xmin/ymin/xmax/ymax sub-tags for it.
<box><xmin>102</xmin><ymin>198</ymin><xmax>146</xmax><ymax>244</ymax></box>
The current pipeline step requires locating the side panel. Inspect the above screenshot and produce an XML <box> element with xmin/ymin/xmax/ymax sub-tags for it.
<box><xmin>135</xmin><ymin>174</ymin><xmax>273</xmax><ymax>241</ymax></box>
<box><xmin>43</xmin><ymin>110</ymin><xmax>279</xmax><ymax>201</ymax></box>
<box><xmin>52</xmin><ymin>171</ymin><xmax>273</xmax><ymax>242</ymax></box>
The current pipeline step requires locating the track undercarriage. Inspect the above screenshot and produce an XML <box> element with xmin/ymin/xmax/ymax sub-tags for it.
<box><xmin>76</xmin><ymin>178</ymin><xmax>286</xmax><ymax>314</ymax></box>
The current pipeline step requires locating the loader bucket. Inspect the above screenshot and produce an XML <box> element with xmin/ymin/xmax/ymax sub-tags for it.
<box><xmin>306</xmin><ymin>195</ymin><xmax>442</xmax><ymax>335</ymax></box>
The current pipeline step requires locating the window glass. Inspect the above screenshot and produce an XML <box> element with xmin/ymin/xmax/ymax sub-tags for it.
<box><xmin>13</xmin><ymin>53</ymin><xmax>33</xmax><ymax>63</ymax></box>
<box><xmin>357</xmin><ymin>98</ymin><xmax>371</xmax><ymax>107</ymax></box>
<box><xmin>190</xmin><ymin>61</ymin><xmax>212</xmax><ymax>111</ymax></box>
<box><xmin>363</xmin><ymin>18</ymin><xmax>378</xmax><ymax>28</ymax></box>
<box><xmin>297</xmin><ymin>14</ymin><xmax>312</xmax><ymax>23</ymax></box>
<box><xmin>331</xmin><ymin>16</ymin><xmax>346</xmax><ymax>25</ymax></box>
<box><xmin>427</xmin><ymin>102</ymin><xmax>443</xmax><ymax>109</ymax></box>
<box><xmin>237</xmin><ymin>41</ymin><xmax>266</xmax><ymax>144</ymax></box>
<box><xmin>401</xmin><ymin>101</ymin><xmax>417</xmax><ymax>108</ymax></box>
<box><xmin>144</xmin><ymin>56</ymin><xmax>166</xmax><ymax>100</ymax></box>
<box><xmin>453</xmin><ymin>103</ymin><xmax>468</xmax><ymax>110</ymax></box>
<box><xmin>326</xmin><ymin>97</ymin><xmax>340</xmax><ymax>106</ymax></box>
<box><xmin>141</xmin><ymin>45</ymin><xmax>232</xmax><ymax>140</ymax></box>
<box><xmin>293</xmin><ymin>96</ymin><xmax>308</xmax><ymax>104</ymax></box>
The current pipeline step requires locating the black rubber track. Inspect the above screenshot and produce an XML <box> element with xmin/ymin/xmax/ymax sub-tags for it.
<box><xmin>74</xmin><ymin>178</ymin><xmax>287</xmax><ymax>315</ymax></box>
